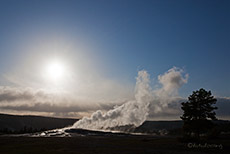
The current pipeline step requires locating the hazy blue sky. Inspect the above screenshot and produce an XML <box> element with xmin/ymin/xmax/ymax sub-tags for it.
<box><xmin>0</xmin><ymin>0</ymin><xmax>229</xmax><ymax>120</ymax></box>
<box><xmin>0</xmin><ymin>0</ymin><xmax>229</xmax><ymax>97</ymax></box>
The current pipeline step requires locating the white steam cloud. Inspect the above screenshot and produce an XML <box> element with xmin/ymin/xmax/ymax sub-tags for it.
<box><xmin>72</xmin><ymin>67</ymin><xmax>189</xmax><ymax>130</ymax></box>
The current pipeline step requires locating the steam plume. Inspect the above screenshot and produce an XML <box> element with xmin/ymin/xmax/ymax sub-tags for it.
<box><xmin>73</xmin><ymin>67</ymin><xmax>188</xmax><ymax>130</ymax></box>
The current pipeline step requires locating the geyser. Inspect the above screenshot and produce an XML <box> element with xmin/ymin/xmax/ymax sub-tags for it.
<box><xmin>72</xmin><ymin>67</ymin><xmax>188</xmax><ymax>130</ymax></box>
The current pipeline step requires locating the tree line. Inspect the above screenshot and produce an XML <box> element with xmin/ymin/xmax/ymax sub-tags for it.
<box><xmin>0</xmin><ymin>126</ymin><xmax>47</xmax><ymax>134</ymax></box>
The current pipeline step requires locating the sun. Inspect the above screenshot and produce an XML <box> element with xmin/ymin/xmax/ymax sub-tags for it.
<box><xmin>45</xmin><ymin>60</ymin><xmax>65</xmax><ymax>81</ymax></box>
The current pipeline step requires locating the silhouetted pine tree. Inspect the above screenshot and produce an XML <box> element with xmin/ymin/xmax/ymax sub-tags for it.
<box><xmin>181</xmin><ymin>88</ymin><xmax>218</xmax><ymax>140</ymax></box>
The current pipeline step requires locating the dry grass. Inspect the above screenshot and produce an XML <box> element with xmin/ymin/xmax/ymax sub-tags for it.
<box><xmin>0</xmin><ymin>135</ymin><xmax>229</xmax><ymax>154</ymax></box>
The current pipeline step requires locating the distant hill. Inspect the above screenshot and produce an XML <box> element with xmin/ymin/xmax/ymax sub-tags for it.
<box><xmin>108</xmin><ymin>120</ymin><xmax>230</xmax><ymax>135</ymax></box>
<box><xmin>136</xmin><ymin>120</ymin><xmax>230</xmax><ymax>135</ymax></box>
<box><xmin>0</xmin><ymin>113</ymin><xmax>78</xmax><ymax>133</ymax></box>
<box><xmin>108</xmin><ymin>121</ymin><xmax>184</xmax><ymax>134</ymax></box>
<box><xmin>1</xmin><ymin>113</ymin><xmax>229</xmax><ymax>135</ymax></box>
<box><xmin>138</xmin><ymin>121</ymin><xmax>183</xmax><ymax>130</ymax></box>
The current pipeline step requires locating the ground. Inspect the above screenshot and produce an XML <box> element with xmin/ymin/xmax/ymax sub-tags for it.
<box><xmin>0</xmin><ymin>135</ymin><xmax>229</xmax><ymax>154</ymax></box>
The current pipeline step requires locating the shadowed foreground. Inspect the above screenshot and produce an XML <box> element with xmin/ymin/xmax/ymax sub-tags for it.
<box><xmin>0</xmin><ymin>136</ymin><xmax>229</xmax><ymax>154</ymax></box>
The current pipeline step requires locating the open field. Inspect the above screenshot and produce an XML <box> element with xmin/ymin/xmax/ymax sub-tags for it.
<box><xmin>1</xmin><ymin>113</ymin><xmax>229</xmax><ymax>153</ymax></box>
<box><xmin>0</xmin><ymin>135</ymin><xmax>229</xmax><ymax>154</ymax></box>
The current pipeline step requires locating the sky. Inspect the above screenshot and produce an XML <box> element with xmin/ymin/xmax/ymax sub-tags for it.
<box><xmin>0</xmin><ymin>0</ymin><xmax>229</xmax><ymax>120</ymax></box>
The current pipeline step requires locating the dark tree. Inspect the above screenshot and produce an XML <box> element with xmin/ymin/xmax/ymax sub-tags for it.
<box><xmin>181</xmin><ymin>88</ymin><xmax>218</xmax><ymax>140</ymax></box>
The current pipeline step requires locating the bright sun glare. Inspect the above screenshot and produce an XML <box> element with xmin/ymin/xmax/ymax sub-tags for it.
<box><xmin>46</xmin><ymin>61</ymin><xmax>65</xmax><ymax>81</ymax></box>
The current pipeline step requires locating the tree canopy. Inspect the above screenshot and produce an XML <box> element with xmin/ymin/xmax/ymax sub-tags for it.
<box><xmin>181</xmin><ymin>88</ymin><xmax>218</xmax><ymax>140</ymax></box>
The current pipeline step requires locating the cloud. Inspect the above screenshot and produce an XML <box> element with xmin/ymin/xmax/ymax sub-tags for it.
<box><xmin>215</xmin><ymin>97</ymin><xmax>230</xmax><ymax>119</ymax></box>
<box><xmin>147</xmin><ymin>97</ymin><xmax>184</xmax><ymax>120</ymax></box>
<box><xmin>157</xmin><ymin>67</ymin><xmax>188</xmax><ymax>96</ymax></box>
<box><xmin>148</xmin><ymin>97</ymin><xmax>230</xmax><ymax>120</ymax></box>
<box><xmin>0</xmin><ymin>86</ymin><xmax>124</xmax><ymax>117</ymax></box>
<box><xmin>0</xmin><ymin>87</ymin><xmax>49</xmax><ymax>102</ymax></box>
<box><xmin>0</xmin><ymin>68</ymin><xmax>229</xmax><ymax>122</ymax></box>
<box><xmin>1</xmin><ymin>102</ymin><xmax>103</xmax><ymax>113</ymax></box>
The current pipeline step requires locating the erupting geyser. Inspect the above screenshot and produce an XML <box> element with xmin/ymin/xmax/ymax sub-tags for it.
<box><xmin>72</xmin><ymin>67</ymin><xmax>188</xmax><ymax>131</ymax></box>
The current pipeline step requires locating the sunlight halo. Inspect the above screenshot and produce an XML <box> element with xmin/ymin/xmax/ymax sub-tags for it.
<box><xmin>45</xmin><ymin>60</ymin><xmax>65</xmax><ymax>82</ymax></box>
